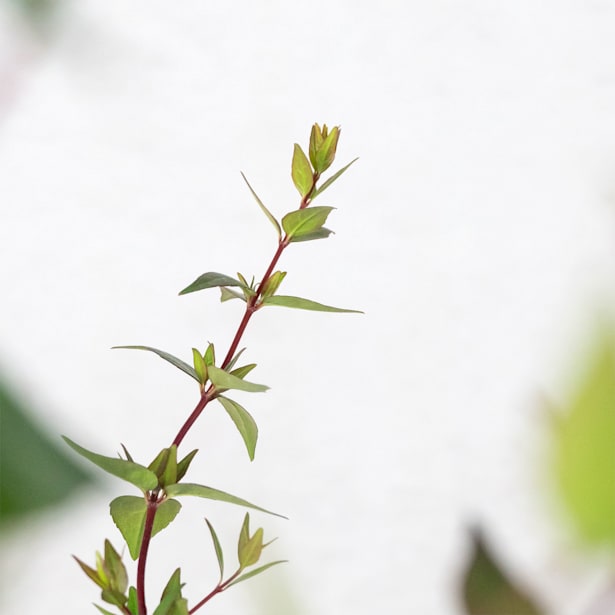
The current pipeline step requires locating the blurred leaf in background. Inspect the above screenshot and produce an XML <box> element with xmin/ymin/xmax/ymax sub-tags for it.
<box><xmin>552</xmin><ymin>324</ymin><xmax>615</xmax><ymax>548</ymax></box>
<box><xmin>0</xmin><ymin>372</ymin><xmax>92</xmax><ymax>526</ymax></box>
<box><xmin>5</xmin><ymin>0</ymin><xmax>59</xmax><ymax>26</ymax></box>
<box><xmin>460</xmin><ymin>528</ymin><xmax>546</xmax><ymax>615</ymax></box>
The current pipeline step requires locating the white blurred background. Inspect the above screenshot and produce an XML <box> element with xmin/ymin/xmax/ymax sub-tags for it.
<box><xmin>1</xmin><ymin>1</ymin><xmax>615</xmax><ymax>613</ymax></box>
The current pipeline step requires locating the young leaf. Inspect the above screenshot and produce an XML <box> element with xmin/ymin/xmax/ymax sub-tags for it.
<box><xmin>73</xmin><ymin>555</ymin><xmax>105</xmax><ymax>589</ymax></box>
<box><xmin>112</xmin><ymin>346</ymin><xmax>198</xmax><ymax>383</ymax></box>
<box><xmin>101</xmin><ymin>587</ymin><xmax>127</xmax><ymax>608</ymax></box>
<box><xmin>238</xmin><ymin>527</ymin><xmax>264</xmax><ymax>569</ymax></box>
<box><xmin>205</xmin><ymin>519</ymin><xmax>224</xmax><ymax>581</ymax></box>
<box><xmin>227</xmin><ymin>561</ymin><xmax>287</xmax><ymax>588</ymax></box>
<box><xmin>220</xmin><ymin>286</ymin><xmax>246</xmax><ymax>302</ymax></box>
<box><xmin>311</xmin><ymin>157</ymin><xmax>359</xmax><ymax>200</ymax></box>
<box><xmin>217</xmin><ymin>396</ymin><xmax>258</xmax><ymax>460</ymax></box>
<box><xmin>225</xmin><ymin>347</ymin><xmax>247</xmax><ymax>371</ymax></box>
<box><xmin>461</xmin><ymin>528</ymin><xmax>545</xmax><ymax>615</ymax></box>
<box><xmin>176</xmin><ymin>449</ymin><xmax>198</xmax><ymax>482</ymax></box>
<box><xmin>110</xmin><ymin>496</ymin><xmax>182</xmax><ymax>560</ymax></box>
<box><xmin>104</xmin><ymin>539</ymin><xmax>128</xmax><ymax>594</ymax></box>
<box><xmin>161</xmin><ymin>445</ymin><xmax>178</xmax><ymax>488</ymax></box>
<box><xmin>241</xmin><ymin>172</ymin><xmax>281</xmax><ymax>239</ymax></box>
<box><xmin>262</xmin><ymin>295</ymin><xmax>362</xmax><ymax>314</ymax></box>
<box><xmin>281</xmin><ymin>206</ymin><xmax>334</xmax><ymax>242</ymax></box>
<box><xmin>179</xmin><ymin>272</ymin><xmax>243</xmax><ymax>296</ymax></box>
<box><xmin>127</xmin><ymin>586</ymin><xmax>138</xmax><ymax>615</ymax></box>
<box><xmin>208</xmin><ymin>365</ymin><xmax>268</xmax><ymax>393</ymax></box>
<box><xmin>153</xmin><ymin>568</ymin><xmax>188</xmax><ymax>615</ymax></box>
<box><xmin>164</xmin><ymin>483</ymin><xmax>286</xmax><ymax>519</ymax></box>
<box><xmin>229</xmin><ymin>363</ymin><xmax>257</xmax><ymax>380</ymax></box>
<box><xmin>259</xmin><ymin>271</ymin><xmax>287</xmax><ymax>299</ymax></box>
<box><xmin>204</xmin><ymin>343</ymin><xmax>215</xmax><ymax>366</ymax></box>
<box><xmin>62</xmin><ymin>437</ymin><xmax>158</xmax><ymax>492</ymax></box>
<box><xmin>192</xmin><ymin>348</ymin><xmax>208</xmax><ymax>385</ymax></box>
<box><xmin>291</xmin><ymin>143</ymin><xmax>313</xmax><ymax>197</ymax></box>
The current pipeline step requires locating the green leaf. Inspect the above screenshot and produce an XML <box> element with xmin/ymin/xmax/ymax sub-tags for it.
<box><xmin>110</xmin><ymin>496</ymin><xmax>182</xmax><ymax>560</ymax></box>
<box><xmin>94</xmin><ymin>605</ymin><xmax>117</xmax><ymax>615</ymax></box>
<box><xmin>291</xmin><ymin>144</ymin><xmax>313</xmax><ymax>197</ymax></box>
<box><xmin>161</xmin><ymin>445</ymin><xmax>178</xmax><ymax>488</ymax></box>
<box><xmin>287</xmin><ymin>227</ymin><xmax>333</xmax><ymax>243</ymax></box>
<box><xmin>220</xmin><ymin>286</ymin><xmax>246</xmax><ymax>302</ymax></box>
<box><xmin>0</xmin><ymin>376</ymin><xmax>91</xmax><ymax>523</ymax></box>
<box><xmin>127</xmin><ymin>586</ymin><xmax>138</xmax><ymax>615</ymax></box>
<box><xmin>204</xmin><ymin>343</ymin><xmax>215</xmax><ymax>366</ymax></box>
<box><xmin>262</xmin><ymin>295</ymin><xmax>362</xmax><ymax>314</ymax></box>
<box><xmin>281</xmin><ymin>206</ymin><xmax>334</xmax><ymax>242</ymax></box>
<box><xmin>112</xmin><ymin>346</ymin><xmax>198</xmax><ymax>383</ymax></box>
<box><xmin>552</xmin><ymin>327</ymin><xmax>615</xmax><ymax>546</ymax></box>
<box><xmin>208</xmin><ymin>365</ymin><xmax>268</xmax><ymax>393</ymax></box>
<box><xmin>73</xmin><ymin>555</ymin><xmax>105</xmax><ymax>589</ymax></box>
<box><xmin>225</xmin><ymin>348</ymin><xmax>246</xmax><ymax>371</ymax></box>
<box><xmin>205</xmin><ymin>519</ymin><xmax>224</xmax><ymax>581</ymax></box>
<box><xmin>164</xmin><ymin>483</ymin><xmax>286</xmax><ymax>519</ymax></box>
<box><xmin>260</xmin><ymin>271</ymin><xmax>287</xmax><ymax>299</ymax></box>
<box><xmin>176</xmin><ymin>449</ymin><xmax>198</xmax><ymax>482</ymax></box>
<box><xmin>461</xmin><ymin>528</ymin><xmax>545</xmax><ymax>615</ymax></box>
<box><xmin>153</xmin><ymin>569</ymin><xmax>188</xmax><ymax>615</ymax></box>
<box><xmin>101</xmin><ymin>587</ymin><xmax>127</xmax><ymax>608</ymax></box>
<box><xmin>217</xmin><ymin>396</ymin><xmax>258</xmax><ymax>461</ymax></box>
<box><xmin>239</xmin><ymin>527</ymin><xmax>264</xmax><ymax>569</ymax></box>
<box><xmin>179</xmin><ymin>272</ymin><xmax>243</xmax><ymax>296</ymax></box>
<box><xmin>192</xmin><ymin>348</ymin><xmax>208</xmax><ymax>385</ymax></box>
<box><xmin>227</xmin><ymin>561</ymin><xmax>287</xmax><ymax>588</ymax></box>
<box><xmin>241</xmin><ymin>172</ymin><xmax>281</xmax><ymax>239</ymax></box>
<box><xmin>229</xmin><ymin>363</ymin><xmax>257</xmax><ymax>380</ymax></box>
<box><xmin>312</xmin><ymin>157</ymin><xmax>359</xmax><ymax>200</ymax></box>
<box><xmin>62</xmin><ymin>437</ymin><xmax>158</xmax><ymax>492</ymax></box>
<box><xmin>104</xmin><ymin>539</ymin><xmax>128</xmax><ymax>594</ymax></box>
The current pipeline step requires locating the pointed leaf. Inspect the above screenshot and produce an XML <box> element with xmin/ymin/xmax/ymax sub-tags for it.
<box><xmin>112</xmin><ymin>346</ymin><xmax>198</xmax><ymax>382</ymax></box>
<box><xmin>176</xmin><ymin>449</ymin><xmax>198</xmax><ymax>482</ymax></box>
<box><xmin>312</xmin><ymin>157</ymin><xmax>359</xmax><ymax>200</ymax></box>
<box><xmin>208</xmin><ymin>365</ymin><xmax>268</xmax><ymax>393</ymax></box>
<box><xmin>461</xmin><ymin>529</ymin><xmax>545</xmax><ymax>615</ymax></box>
<box><xmin>101</xmin><ymin>587</ymin><xmax>127</xmax><ymax>608</ymax></box>
<box><xmin>291</xmin><ymin>144</ymin><xmax>313</xmax><ymax>197</ymax></box>
<box><xmin>104</xmin><ymin>539</ymin><xmax>128</xmax><ymax>594</ymax></box>
<box><xmin>110</xmin><ymin>496</ymin><xmax>182</xmax><ymax>560</ymax></box>
<box><xmin>161</xmin><ymin>445</ymin><xmax>178</xmax><ymax>488</ymax></box>
<box><xmin>205</xmin><ymin>519</ymin><xmax>224</xmax><ymax>581</ymax></box>
<box><xmin>281</xmin><ymin>206</ymin><xmax>334</xmax><ymax>242</ymax></box>
<box><xmin>127</xmin><ymin>587</ymin><xmax>138</xmax><ymax>615</ymax></box>
<box><xmin>73</xmin><ymin>556</ymin><xmax>105</xmax><ymax>589</ymax></box>
<box><xmin>262</xmin><ymin>295</ymin><xmax>362</xmax><ymax>314</ymax></box>
<box><xmin>241</xmin><ymin>172</ymin><xmax>281</xmax><ymax>239</ymax></box>
<box><xmin>239</xmin><ymin>527</ymin><xmax>264</xmax><ymax>568</ymax></box>
<box><xmin>220</xmin><ymin>286</ymin><xmax>246</xmax><ymax>302</ymax></box>
<box><xmin>63</xmin><ymin>437</ymin><xmax>158</xmax><ymax>492</ymax></box>
<box><xmin>229</xmin><ymin>363</ymin><xmax>257</xmax><ymax>380</ymax></box>
<box><xmin>552</xmin><ymin>327</ymin><xmax>615</xmax><ymax>546</ymax></box>
<box><xmin>225</xmin><ymin>347</ymin><xmax>246</xmax><ymax>371</ymax></box>
<box><xmin>217</xmin><ymin>396</ymin><xmax>258</xmax><ymax>461</ymax></box>
<box><xmin>164</xmin><ymin>482</ymin><xmax>286</xmax><ymax>518</ymax></box>
<box><xmin>227</xmin><ymin>561</ymin><xmax>288</xmax><ymax>588</ymax></box>
<box><xmin>179</xmin><ymin>272</ymin><xmax>243</xmax><ymax>296</ymax></box>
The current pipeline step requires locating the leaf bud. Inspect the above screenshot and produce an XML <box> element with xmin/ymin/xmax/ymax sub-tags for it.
<box><xmin>260</xmin><ymin>271</ymin><xmax>287</xmax><ymax>299</ymax></box>
<box><xmin>309</xmin><ymin>123</ymin><xmax>340</xmax><ymax>173</ymax></box>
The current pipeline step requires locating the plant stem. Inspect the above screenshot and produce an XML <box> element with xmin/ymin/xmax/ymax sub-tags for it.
<box><xmin>188</xmin><ymin>570</ymin><xmax>241</xmax><ymax>614</ymax></box>
<box><xmin>136</xmin><ymin>494</ymin><xmax>159</xmax><ymax>615</ymax></box>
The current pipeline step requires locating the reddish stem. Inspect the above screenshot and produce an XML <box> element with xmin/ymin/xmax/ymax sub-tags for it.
<box><xmin>189</xmin><ymin>570</ymin><xmax>241</xmax><ymax>614</ymax></box>
<box><xmin>136</xmin><ymin>494</ymin><xmax>159</xmax><ymax>615</ymax></box>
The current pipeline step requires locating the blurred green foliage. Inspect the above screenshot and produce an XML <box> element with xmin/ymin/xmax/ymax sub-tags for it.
<box><xmin>0</xmin><ymin>374</ymin><xmax>91</xmax><ymax>525</ymax></box>
<box><xmin>552</xmin><ymin>326</ymin><xmax>615</xmax><ymax>547</ymax></box>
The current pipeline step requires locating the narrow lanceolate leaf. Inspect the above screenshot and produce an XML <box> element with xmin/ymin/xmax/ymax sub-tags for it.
<box><xmin>230</xmin><ymin>363</ymin><xmax>257</xmax><ymax>380</ymax></box>
<box><xmin>227</xmin><ymin>561</ymin><xmax>287</xmax><ymax>588</ymax></box>
<box><xmin>110</xmin><ymin>496</ymin><xmax>182</xmax><ymax>560</ymax></box>
<box><xmin>217</xmin><ymin>396</ymin><xmax>258</xmax><ymax>461</ymax></box>
<box><xmin>176</xmin><ymin>449</ymin><xmax>198</xmax><ymax>482</ymax></box>
<box><xmin>179</xmin><ymin>272</ymin><xmax>243</xmax><ymax>296</ymax></box>
<box><xmin>164</xmin><ymin>483</ymin><xmax>286</xmax><ymax>519</ymax></box>
<box><xmin>281</xmin><ymin>206</ymin><xmax>334</xmax><ymax>242</ymax></box>
<box><xmin>205</xmin><ymin>519</ymin><xmax>224</xmax><ymax>580</ymax></box>
<box><xmin>262</xmin><ymin>295</ymin><xmax>362</xmax><ymax>314</ymax></box>
<box><xmin>112</xmin><ymin>346</ymin><xmax>198</xmax><ymax>383</ymax></box>
<box><xmin>62</xmin><ymin>437</ymin><xmax>158</xmax><ymax>492</ymax></box>
<box><xmin>241</xmin><ymin>172</ymin><xmax>281</xmax><ymax>239</ymax></box>
<box><xmin>73</xmin><ymin>556</ymin><xmax>105</xmax><ymax>589</ymax></box>
<box><xmin>461</xmin><ymin>528</ymin><xmax>545</xmax><ymax>615</ymax></box>
<box><xmin>312</xmin><ymin>157</ymin><xmax>359</xmax><ymax>200</ymax></box>
<box><xmin>291</xmin><ymin>143</ymin><xmax>314</xmax><ymax>197</ymax></box>
<box><xmin>208</xmin><ymin>365</ymin><xmax>268</xmax><ymax>393</ymax></box>
<box><xmin>127</xmin><ymin>587</ymin><xmax>138</xmax><ymax>615</ymax></box>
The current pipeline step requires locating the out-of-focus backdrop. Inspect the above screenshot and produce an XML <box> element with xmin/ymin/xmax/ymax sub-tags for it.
<box><xmin>1</xmin><ymin>1</ymin><xmax>614</xmax><ymax>614</ymax></box>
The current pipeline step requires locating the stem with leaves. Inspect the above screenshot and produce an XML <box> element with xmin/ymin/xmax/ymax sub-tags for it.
<box><xmin>65</xmin><ymin>124</ymin><xmax>360</xmax><ymax>615</ymax></box>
